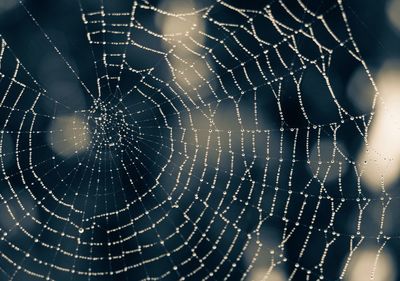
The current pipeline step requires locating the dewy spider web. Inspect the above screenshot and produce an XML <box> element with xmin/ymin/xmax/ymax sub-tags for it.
<box><xmin>0</xmin><ymin>0</ymin><xmax>393</xmax><ymax>280</ymax></box>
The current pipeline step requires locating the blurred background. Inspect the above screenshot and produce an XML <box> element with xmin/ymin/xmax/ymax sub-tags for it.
<box><xmin>0</xmin><ymin>0</ymin><xmax>399</xmax><ymax>280</ymax></box>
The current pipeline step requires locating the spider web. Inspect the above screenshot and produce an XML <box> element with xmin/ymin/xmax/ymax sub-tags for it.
<box><xmin>0</xmin><ymin>0</ymin><xmax>393</xmax><ymax>280</ymax></box>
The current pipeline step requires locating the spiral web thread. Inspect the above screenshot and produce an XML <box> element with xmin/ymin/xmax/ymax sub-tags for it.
<box><xmin>0</xmin><ymin>0</ymin><xmax>392</xmax><ymax>280</ymax></box>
